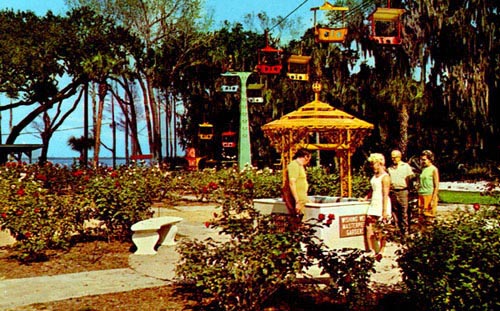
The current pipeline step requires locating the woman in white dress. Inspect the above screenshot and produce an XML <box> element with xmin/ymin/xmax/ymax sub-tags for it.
<box><xmin>365</xmin><ymin>153</ymin><xmax>392</xmax><ymax>258</ymax></box>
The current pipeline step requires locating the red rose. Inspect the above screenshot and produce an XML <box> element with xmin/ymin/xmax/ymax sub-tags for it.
<box><xmin>318</xmin><ymin>214</ymin><xmax>325</xmax><ymax>221</ymax></box>
<box><xmin>36</xmin><ymin>174</ymin><xmax>47</xmax><ymax>181</ymax></box>
<box><xmin>16</xmin><ymin>188</ymin><xmax>26</xmax><ymax>196</ymax></box>
<box><xmin>326</xmin><ymin>219</ymin><xmax>333</xmax><ymax>226</ymax></box>
<box><xmin>328</xmin><ymin>214</ymin><xmax>335</xmax><ymax>220</ymax></box>
<box><xmin>473</xmin><ymin>203</ymin><xmax>480</xmax><ymax>211</ymax></box>
<box><xmin>204</xmin><ymin>221</ymin><xmax>211</xmax><ymax>228</ymax></box>
<box><xmin>1</xmin><ymin>213</ymin><xmax>7</xmax><ymax>219</ymax></box>
<box><xmin>208</xmin><ymin>182</ymin><xmax>218</xmax><ymax>190</ymax></box>
<box><xmin>24</xmin><ymin>232</ymin><xmax>32</xmax><ymax>238</ymax></box>
<box><xmin>15</xmin><ymin>210</ymin><xmax>23</xmax><ymax>216</ymax></box>
<box><xmin>202</xmin><ymin>186</ymin><xmax>208</xmax><ymax>194</ymax></box>
<box><xmin>244</xmin><ymin>180</ymin><xmax>254</xmax><ymax>190</ymax></box>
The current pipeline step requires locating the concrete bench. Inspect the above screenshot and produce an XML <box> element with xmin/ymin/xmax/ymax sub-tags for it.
<box><xmin>131</xmin><ymin>216</ymin><xmax>183</xmax><ymax>255</ymax></box>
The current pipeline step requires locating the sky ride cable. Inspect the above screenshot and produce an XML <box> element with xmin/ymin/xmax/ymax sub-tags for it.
<box><xmin>269</xmin><ymin>0</ymin><xmax>310</xmax><ymax>32</ymax></box>
<box><xmin>265</xmin><ymin>0</ymin><xmax>377</xmax><ymax>39</ymax></box>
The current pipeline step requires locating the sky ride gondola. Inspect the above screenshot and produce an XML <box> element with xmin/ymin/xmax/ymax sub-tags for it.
<box><xmin>247</xmin><ymin>83</ymin><xmax>265</xmax><ymax>103</ymax></box>
<box><xmin>255</xmin><ymin>31</ymin><xmax>283</xmax><ymax>75</ymax></box>
<box><xmin>311</xmin><ymin>1</ymin><xmax>349</xmax><ymax>44</ymax></box>
<box><xmin>286</xmin><ymin>55</ymin><xmax>312</xmax><ymax>81</ymax></box>
<box><xmin>220</xmin><ymin>71</ymin><xmax>240</xmax><ymax>92</ymax></box>
<box><xmin>221</xmin><ymin>130</ymin><xmax>237</xmax><ymax>161</ymax></box>
<box><xmin>368</xmin><ymin>1</ymin><xmax>405</xmax><ymax>45</ymax></box>
<box><xmin>198</xmin><ymin>122</ymin><xmax>214</xmax><ymax>140</ymax></box>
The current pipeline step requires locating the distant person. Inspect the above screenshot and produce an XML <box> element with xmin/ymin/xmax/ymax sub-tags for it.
<box><xmin>388</xmin><ymin>150</ymin><xmax>414</xmax><ymax>236</ymax></box>
<box><xmin>365</xmin><ymin>153</ymin><xmax>392</xmax><ymax>258</ymax></box>
<box><xmin>286</xmin><ymin>148</ymin><xmax>312</xmax><ymax>216</ymax></box>
<box><xmin>418</xmin><ymin>150</ymin><xmax>440</xmax><ymax>222</ymax></box>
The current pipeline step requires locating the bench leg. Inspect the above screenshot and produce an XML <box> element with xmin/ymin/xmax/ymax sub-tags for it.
<box><xmin>132</xmin><ymin>230</ymin><xmax>159</xmax><ymax>255</ymax></box>
<box><xmin>158</xmin><ymin>224</ymin><xmax>178</xmax><ymax>246</ymax></box>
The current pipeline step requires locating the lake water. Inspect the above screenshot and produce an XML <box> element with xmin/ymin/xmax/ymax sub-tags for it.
<box><xmin>47</xmin><ymin>157</ymin><xmax>130</xmax><ymax>167</ymax></box>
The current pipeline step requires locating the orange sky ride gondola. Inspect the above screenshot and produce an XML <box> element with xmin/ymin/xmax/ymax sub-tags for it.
<box><xmin>312</xmin><ymin>1</ymin><xmax>349</xmax><ymax>44</ymax></box>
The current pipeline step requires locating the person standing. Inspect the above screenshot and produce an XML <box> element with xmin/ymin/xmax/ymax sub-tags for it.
<box><xmin>286</xmin><ymin>148</ymin><xmax>312</xmax><ymax>216</ymax></box>
<box><xmin>365</xmin><ymin>153</ymin><xmax>392</xmax><ymax>258</ymax></box>
<box><xmin>418</xmin><ymin>150</ymin><xmax>440</xmax><ymax>222</ymax></box>
<box><xmin>388</xmin><ymin>150</ymin><xmax>414</xmax><ymax>236</ymax></box>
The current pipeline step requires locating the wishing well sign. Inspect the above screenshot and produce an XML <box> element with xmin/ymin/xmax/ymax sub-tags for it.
<box><xmin>339</xmin><ymin>215</ymin><xmax>366</xmax><ymax>237</ymax></box>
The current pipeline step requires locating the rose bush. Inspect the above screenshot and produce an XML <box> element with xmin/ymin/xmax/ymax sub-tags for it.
<box><xmin>0</xmin><ymin>162</ymin><xmax>171</xmax><ymax>261</ymax></box>
<box><xmin>175</xmin><ymin>167</ymin><xmax>376</xmax><ymax>311</ymax></box>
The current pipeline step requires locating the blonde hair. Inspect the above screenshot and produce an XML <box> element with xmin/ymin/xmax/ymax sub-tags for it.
<box><xmin>368</xmin><ymin>153</ymin><xmax>385</xmax><ymax>166</ymax></box>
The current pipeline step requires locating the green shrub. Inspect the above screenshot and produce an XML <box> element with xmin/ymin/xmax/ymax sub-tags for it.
<box><xmin>397</xmin><ymin>206</ymin><xmax>500</xmax><ymax>311</ymax></box>
<box><xmin>0</xmin><ymin>163</ymin><xmax>158</xmax><ymax>260</ymax></box>
<box><xmin>307</xmin><ymin>166</ymin><xmax>340</xmax><ymax>196</ymax></box>
<box><xmin>0</xmin><ymin>169</ymin><xmax>88</xmax><ymax>261</ymax></box>
<box><xmin>81</xmin><ymin>166</ymin><xmax>154</xmax><ymax>241</ymax></box>
<box><xmin>176</xmin><ymin>169</ymin><xmax>376</xmax><ymax>311</ymax></box>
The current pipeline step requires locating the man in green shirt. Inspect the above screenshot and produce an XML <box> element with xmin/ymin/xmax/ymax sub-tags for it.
<box><xmin>287</xmin><ymin>148</ymin><xmax>312</xmax><ymax>215</ymax></box>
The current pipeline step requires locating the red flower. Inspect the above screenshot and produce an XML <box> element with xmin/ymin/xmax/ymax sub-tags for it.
<box><xmin>24</xmin><ymin>232</ymin><xmax>32</xmax><ymax>238</ymax></box>
<box><xmin>208</xmin><ymin>182</ymin><xmax>218</xmax><ymax>190</ymax></box>
<box><xmin>1</xmin><ymin>213</ymin><xmax>7</xmax><ymax>219</ymax></box>
<box><xmin>328</xmin><ymin>214</ymin><xmax>335</xmax><ymax>220</ymax></box>
<box><xmin>115</xmin><ymin>181</ymin><xmax>121</xmax><ymax>188</ymax></box>
<box><xmin>36</xmin><ymin>174</ymin><xmax>47</xmax><ymax>182</ymax></box>
<box><xmin>318</xmin><ymin>214</ymin><xmax>325</xmax><ymax>221</ymax></box>
<box><xmin>244</xmin><ymin>180</ymin><xmax>254</xmax><ymax>190</ymax></box>
<box><xmin>201</xmin><ymin>186</ymin><xmax>208</xmax><ymax>194</ymax></box>
<box><xmin>473</xmin><ymin>203</ymin><xmax>480</xmax><ymax>211</ymax></box>
<box><xmin>110</xmin><ymin>171</ymin><xmax>118</xmax><ymax>178</ymax></box>
<box><xmin>72</xmin><ymin>170</ymin><xmax>84</xmax><ymax>177</ymax></box>
<box><xmin>15</xmin><ymin>210</ymin><xmax>23</xmax><ymax>216</ymax></box>
<box><xmin>279</xmin><ymin>253</ymin><xmax>287</xmax><ymax>259</ymax></box>
<box><xmin>34</xmin><ymin>208</ymin><xmax>41</xmax><ymax>213</ymax></box>
<box><xmin>16</xmin><ymin>188</ymin><xmax>26</xmax><ymax>196</ymax></box>
<box><xmin>204</xmin><ymin>221</ymin><xmax>211</xmax><ymax>228</ymax></box>
<box><xmin>325</xmin><ymin>219</ymin><xmax>333</xmax><ymax>226</ymax></box>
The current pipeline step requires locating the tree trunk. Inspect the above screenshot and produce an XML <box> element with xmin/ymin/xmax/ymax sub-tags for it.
<box><xmin>93</xmin><ymin>83</ymin><xmax>107</xmax><ymax>167</ymax></box>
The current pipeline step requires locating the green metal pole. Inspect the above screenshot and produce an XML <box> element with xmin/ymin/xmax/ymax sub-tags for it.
<box><xmin>236</xmin><ymin>72</ymin><xmax>252</xmax><ymax>169</ymax></box>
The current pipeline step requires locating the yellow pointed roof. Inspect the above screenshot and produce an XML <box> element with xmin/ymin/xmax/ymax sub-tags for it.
<box><xmin>261</xmin><ymin>82</ymin><xmax>373</xmax><ymax>197</ymax></box>
<box><xmin>262</xmin><ymin>85</ymin><xmax>373</xmax><ymax>132</ymax></box>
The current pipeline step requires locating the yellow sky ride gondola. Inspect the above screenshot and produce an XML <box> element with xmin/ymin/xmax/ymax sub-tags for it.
<box><xmin>368</xmin><ymin>1</ymin><xmax>405</xmax><ymax>45</ymax></box>
<box><xmin>312</xmin><ymin>1</ymin><xmax>349</xmax><ymax>44</ymax></box>
<box><xmin>287</xmin><ymin>55</ymin><xmax>312</xmax><ymax>81</ymax></box>
<box><xmin>198</xmin><ymin>122</ymin><xmax>214</xmax><ymax>140</ymax></box>
<box><xmin>247</xmin><ymin>83</ymin><xmax>265</xmax><ymax>103</ymax></box>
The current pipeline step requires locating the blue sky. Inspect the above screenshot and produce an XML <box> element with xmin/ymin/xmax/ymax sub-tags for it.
<box><xmin>0</xmin><ymin>0</ymin><xmax>316</xmax><ymax>159</ymax></box>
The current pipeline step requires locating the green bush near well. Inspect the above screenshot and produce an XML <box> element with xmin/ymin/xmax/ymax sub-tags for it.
<box><xmin>398</xmin><ymin>206</ymin><xmax>500</xmax><ymax>311</ymax></box>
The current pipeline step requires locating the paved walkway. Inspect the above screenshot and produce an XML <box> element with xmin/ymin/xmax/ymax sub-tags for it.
<box><xmin>0</xmin><ymin>203</ymin><xmax>468</xmax><ymax>309</ymax></box>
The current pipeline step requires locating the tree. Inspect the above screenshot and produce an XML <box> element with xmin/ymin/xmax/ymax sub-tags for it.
<box><xmin>66</xmin><ymin>0</ymin><xmax>207</xmax><ymax>160</ymax></box>
<box><xmin>67</xmin><ymin>134</ymin><xmax>95</xmax><ymax>165</ymax></box>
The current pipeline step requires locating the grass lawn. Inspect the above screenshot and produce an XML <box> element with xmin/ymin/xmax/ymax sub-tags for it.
<box><xmin>439</xmin><ymin>190</ymin><xmax>499</xmax><ymax>205</ymax></box>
